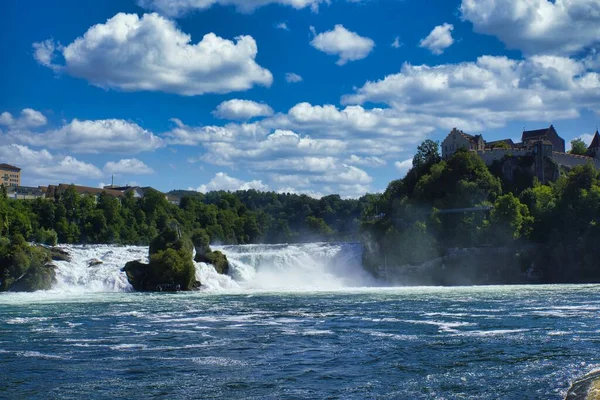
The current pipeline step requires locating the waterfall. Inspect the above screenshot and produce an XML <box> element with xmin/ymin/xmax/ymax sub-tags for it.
<box><xmin>198</xmin><ymin>242</ymin><xmax>375</xmax><ymax>291</ymax></box>
<box><xmin>52</xmin><ymin>244</ymin><xmax>147</xmax><ymax>293</ymax></box>
<box><xmin>49</xmin><ymin>242</ymin><xmax>373</xmax><ymax>293</ymax></box>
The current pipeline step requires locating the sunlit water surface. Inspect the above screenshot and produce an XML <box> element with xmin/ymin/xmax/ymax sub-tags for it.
<box><xmin>2</xmin><ymin>285</ymin><xmax>600</xmax><ymax>399</ymax></box>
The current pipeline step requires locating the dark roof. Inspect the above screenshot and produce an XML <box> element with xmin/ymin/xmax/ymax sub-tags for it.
<box><xmin>589</xmin><ymin>131</ymin><xmax>600</xmax><ymax>149</ymax></box>
<box><xmin>522</xmin><ymin>125</ymin><xmax>555</xmax><ymax>142</ymax></box>
<box><xmin>0</xmin><ymin>163</ymin><xmax>21</xmax><ymax>171</ymax></box>
<box><xmin>51</xmin><ymin>184</ymin><xmax>126</xmax><ymax>198</ymax></box>
<box><xmin>487</xmin><ymin>139</ymin><xmax>515</xmax><ymax>146</ymax></box>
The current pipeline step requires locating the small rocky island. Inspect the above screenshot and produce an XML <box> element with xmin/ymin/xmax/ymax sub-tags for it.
<box><xmin>0</xmin><ymin>235</ymin><xmax>70</xmax><ymax>292</ymax></box>
<box><xmin>122</xmin><ymin>225</ymin><xmax>229</xmax><ymax>292</ymax></box>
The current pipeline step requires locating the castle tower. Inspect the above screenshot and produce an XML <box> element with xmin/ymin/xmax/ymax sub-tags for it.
<box><xmin>588</xmin><ymin>130</ymin><xmax>600</xmax><ymax>160</ymax></box>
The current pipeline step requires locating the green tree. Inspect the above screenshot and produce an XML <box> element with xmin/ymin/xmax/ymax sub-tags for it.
<box><xmin>413</xmin><ymin>139</ymin><xmax>441</xmax><ymax>169</ymax></box>
<box><xmin>570</xmin><ymin>138</ymin><xmax>588</xmax><ymax>155</ymax></box>
<box><xmin>489</xmin><ymin>193</ymin><xmax>533</xmax><ymax>244</ymax></box>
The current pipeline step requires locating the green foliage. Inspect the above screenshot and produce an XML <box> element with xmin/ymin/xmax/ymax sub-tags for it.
<box><xmin>0</xmin><ymin>234</ymin><xmax>55</xmax><ymax>292</ymax></box>
<box><xmin>34</xmin><ymin>228</ymin><xmax>58</xmax><ymax>246</ymax></box>
<box><xmin>362</xmin><ymin>141</ymin><xmax>600</xmax><ymax>283</ymax></box>
<box><xmin>412</xmin><ymin>139</ymin><xmax>441</xmax><ymax>169</ymax></box>
<box><xmin>149</xmin><ymin>248</ymin><xmax>196</xmax><ymax>290</ymax></box>
<box><xmin>488</xmin><ymin>193</ymin><xmax>533</xmax><ymax>244</ymax></box>
<box><xmin>570</xmin><ymin>138</ymin><xmax>588</xmax><ymax>155</ymax></box>
<box><xmin>198</xmin><ymin>250</ymin><xmax>229</xmax><ymax>275</ymax></box>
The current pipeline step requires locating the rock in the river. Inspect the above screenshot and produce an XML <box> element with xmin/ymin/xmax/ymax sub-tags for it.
<box><xmin>566</xmin><ymin>370</ymin><xmax>600</xmax><ymax>400</ymax></box>
<box><xmin>9</xmin><ymin>263</ymin><xmax>57</xmax><ymax>292</ymax></box>
<box><xmin>88</xmin><ymin>259</ymin><xmax>103</xmax><ymax>267</ymax></box>
<box><xmin>122</xmin><ymin>225</ymin><xmax>198</xmax><ymax>292</ymax></box>
<box><xmin>192</xmin><ymin>229</ymin><xmax>230</xmax><ymax>275</ymax></box>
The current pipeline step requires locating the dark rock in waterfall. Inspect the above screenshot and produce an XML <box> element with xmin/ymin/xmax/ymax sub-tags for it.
<box><xmin>122</xmin><ymin>224</ymin><xmax>197</xmax><ymax>292</ymax></box>
<box><xmin>192</xmin><ymin>229</ymin><xmax>230</xmax><ymax>275</ymax></box>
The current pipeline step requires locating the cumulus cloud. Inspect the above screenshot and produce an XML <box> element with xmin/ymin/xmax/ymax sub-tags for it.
<box><xmin>33</xmin><ymin>12</ymin><xmax>272</xmax><ymax>96</ymax></box>
<box><xmin>0</xmin><ymin>108</ymin><xmax>47</xmax><ymax>129</ymax></box>
<box><xmin>394</xmin><ymin>159</ymin><xmax>412</xmax><ymax>177</ymax></box>
<box><xmin>460</xmin><ymin>0</ymin><xmax>600</xmax><ymax>56</ymax></box>
<box><xmin>343</xmin><ymin>55</ymin><xmax>600</xmax><ymax>130</ymax></box>
<box><xmin>345</xmin><ymin>154</ymin><xmax>386</xmax><ymax>167</ymax></box>
<box><xmin>310</xmin><ymin>24</ymin><xmax>375</xmax><ymax>65</ymax></box>
<box><xmin>104</xmin><ymin>159</ymin><xmax>155</xmax><ymax>175</ymax></box>
<box><xmin>4</xmin><ymin>118</ymin><xmax>164</xmax><ymax>154</ymax></box>
<box><xmin>285</xmin><ymin>72</ymin><xmax>303</xmax><ymax>83</ymax></box>
<box><xmin>419</xmin><ymin>23</ymin><xmax>454</xmax><ymax>55</ymax></box>
<box><xmin>0</xmin><ymin>144</ymin><xmax>102</xmax><ymax>184</ymax></box>
<box><xmin>213</xmin><ymin>99</ymin><xmax>274</xmax><ymax>120</ymax></box>
<box><xmin>194</xmin><ymin>172</ymin><xmax>268</xmax><ymax>192</ymax></box>
<box><xmin>391</xmin><ymin>36</ymin><xmax>402</xmax><ymax>49</ymax></box>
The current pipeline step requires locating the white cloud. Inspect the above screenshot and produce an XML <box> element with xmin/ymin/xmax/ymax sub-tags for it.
<box><xmin>310</xmin><ymin>24</ymin><xmax>375</xmax><ymax>65</ymax></box>
<box><xmin>394</xmin><ymin>159</ymin><xmax>412</xmax><ymax>177</ymax></box>
<box><xmin>213</xmin><ymin>99</ymin><xmax>274</xmax><ymax>120</ymax></box>
<box><xmin>276</xmin><ymin>22</ymin><xmax>289</xmax><ymax>31</ymax></box>
<box><xmin>32</xmin><ymin>40</ymin><xmax>60</xmax><ymax>71</ymax></box>
<box><xmin>0</xmin><ymin>108</ymin><xmax>47</xmax><ymax>129</ymax></box>
<box><xmin>285</xmin><ymin>72</ymin><xmax>303</xmax><ymax>83</ymax></box>
<box><xmin>391</xmin><ymin>36</ymin><xmax>402</xmax><ymax>49</ymax></box>
<box><xmin>33</xmin><ymin>12</ymin><xmax>272</xmax><ymax>96</ymax></box>
<box><xmin>460</xmin><ymin>0</ymin><xmax>600</xmax><ymax>56</ymax></box>
<box><xmin>4</xmin><ymin>118</ymin><xmax>164</xmax><ymax>154</ymax></box>
<box><xmin>0</xmin><ymin>144</ymin><xmax>102</xmax><ymax>184</ymax></box>
<box><xmin>136</xmin><ymin>0</ymin><xmax>356</xmax><ymax>16</ymax></box>
<box><xmin>419</xmin><ymin>23</ymin><xmax>454</xmax><ymax>55</ymax></box>
<box><xmin>345</xmin><ymin>154</ymin><xmax>386</xmax><ymax>167</ymax></box>
<box><xmin>343</xmin><ymin>55</ymin><xmax>600</xmax><ymax>130</ymax></box>
<box><xmin>104</xmin><ymin>159</ymin><xmax>155</xmax><ymax>175</ymax></box>
<box><xmin>195</xmin><ymin>172</ymin><xmax>268</xmax><ymax>192</ymax></box>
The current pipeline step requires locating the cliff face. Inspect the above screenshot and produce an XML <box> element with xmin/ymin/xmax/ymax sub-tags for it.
<box><xmin>365</xmin><ymin>246</ymin><xmax>541</xmax><ymax>286</ymax></box>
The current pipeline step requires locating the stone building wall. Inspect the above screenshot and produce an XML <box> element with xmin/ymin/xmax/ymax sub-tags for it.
<box><xmin>552</xmin><ymin>152</ymin><xmax>600</xmax><ymax>169</ymax></box>
<box><xmin>476</xmin><ymin>149</ymin><xmax>528</xmax><ymax>165</ymax></box>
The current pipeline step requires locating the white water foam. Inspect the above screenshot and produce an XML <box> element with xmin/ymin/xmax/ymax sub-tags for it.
<box><xmin>36</xmin><ymin>242</ymin><xmax>374</xmax><ymax>293</ymax></box>
<box><xmin>52</xmin><ymin>244</ymin><xmax>147</xmax><ymax>293</ymax></box>
<box><xmin>209</xmin><ymin>242</ymin><xmax>376</xmax><ymax>291</ymax></box>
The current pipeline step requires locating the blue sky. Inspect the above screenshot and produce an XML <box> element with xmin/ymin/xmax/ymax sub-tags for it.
<box><xmin>1</xmin><ymin>0</ymin><xmax>599</xmax><ymax>197</ymax></box>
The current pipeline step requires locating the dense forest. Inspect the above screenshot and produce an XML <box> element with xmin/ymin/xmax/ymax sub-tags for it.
<box><xmin>361</xmin><ymin>140</ymin><xmax>600</xmax><ymax>283</ymax></box>
<box><xmin>0</xmin><ymin>185</ymin><xmax>372</xmax><ymax>246</ymax></box>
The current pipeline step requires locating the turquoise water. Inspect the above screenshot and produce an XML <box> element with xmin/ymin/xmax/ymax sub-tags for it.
<box><xmin>1</xmin><ymin>285</ymin><xmax>599</xmax><ymax>399</ymax></box>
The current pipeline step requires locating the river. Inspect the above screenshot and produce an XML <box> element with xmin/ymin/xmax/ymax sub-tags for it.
<box><xmin>1</xmin><ymin>243</ymin><xmax>599</xmax><ymax>398</ymax></box>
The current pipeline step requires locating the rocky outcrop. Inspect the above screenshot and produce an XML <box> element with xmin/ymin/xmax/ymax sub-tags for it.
<box><xmin>34</xmin><ymin>245</ymin><xmax>71</xmax><ymax>262</ymax></box>
<box><xmin>9</xmin><ymin>264</ymin><xmax>57</xmax><ymax>292</ymax></box>
<box><xmin>192</xmin><ymin>229</ymin><xmax>229</xmax><ymax>275</ymax></box>
<box><xmin>566</xmin><ymin>370</ymin><xmax>600</xmax><ymax>400</ymax></box>
<box><xmin>1</xmin><ymin>237</ymin><xmax>58</xmax><ymax>292</ymax></box>
<box><xmin>88</xmin><ymin>259</ymin><xmax>103</xmax><ymax>267</ymax></box>
<box><xmin>122</xmin><ymin>226</ymin><xmax>199</xmax><ymax>292</ymax></box>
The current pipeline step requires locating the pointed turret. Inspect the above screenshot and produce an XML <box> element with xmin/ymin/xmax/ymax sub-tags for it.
<box><xmin>588</xmin><ymin>130</ymin><xmax>600</xmax><ymax>150</ymax></box>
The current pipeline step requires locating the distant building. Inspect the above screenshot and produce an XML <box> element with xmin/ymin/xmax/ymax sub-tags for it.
<box><xmin>442</xmin><ymin>128</ymin><xmax>485</xmax><ymax>159</ymax></box>
<box><xmin>521</xmin><ymin>125</ymin><xmax>565</xmax><ymax>153</ymax></box>
<box><xmin>6</xmin><ymin>186</ymin><xmax>46</xmax><ymax>200</ymax></box>
<box><xmin>440</xmin><ymin>125</ymin><xmax>600</xmax><ymax>184</ymax></box>
<box><xmin>0</xmin><ymin>163</ymin><xmax>21</xmax><ymax>187</ymax></box>
<box><xmin>46</xmin><ymin>184</ymin><xmax>126</xmax><ymax>200</ymax></box>
<box><xmin>587</xmin><ymin>130</ymin><xmax>600</xmax><ymax>159</ymax></box>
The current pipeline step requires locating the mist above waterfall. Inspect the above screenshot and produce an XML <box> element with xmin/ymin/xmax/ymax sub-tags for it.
<box><xmin>205</xmin><ymin>242</ymin><xmax>376</xmax><ymax>291</ymax></box>
<box><xmin>49</xmin><ymin>242</ymin><xmax>375</xmax><ymax>293</ymax></box>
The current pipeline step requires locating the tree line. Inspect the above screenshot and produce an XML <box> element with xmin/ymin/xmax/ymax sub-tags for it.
<box><xmin>0</xmin><ymin>185</ymin><xmax>372</xmax><ymax>247</ymax></box>
<box><xmin>361</xmin><ymin>140</ymin><xmax>600</xmax><ymax>283</ymax></box>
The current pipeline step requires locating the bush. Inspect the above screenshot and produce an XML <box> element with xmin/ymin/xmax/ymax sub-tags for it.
<box><xmin>149</xmin><ymin>248</ymin><xmax>196</xmax><ymax>290</ymax></box>
<box><xmin>34</xmin><ymin>228</ymin><xmax>58</xmax><ymax>246</ymax></box>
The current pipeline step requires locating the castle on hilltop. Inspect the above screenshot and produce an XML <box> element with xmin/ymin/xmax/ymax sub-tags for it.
<box><xmin>442</xmin><ymin>126</ymin><xmax>600</xmax><ymax>183</ymax></box>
